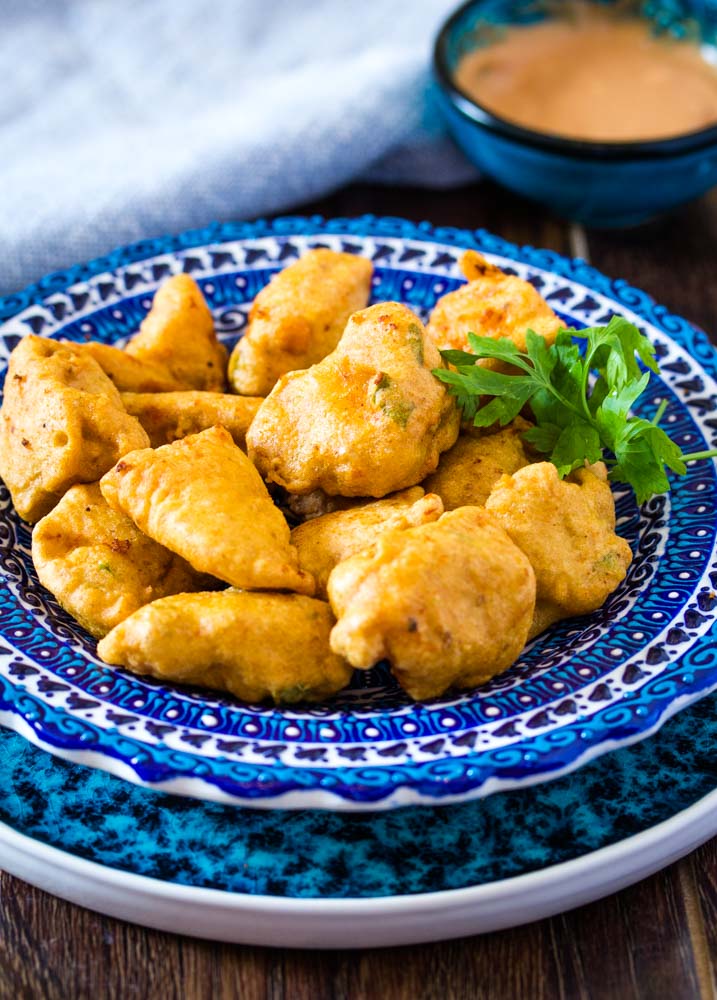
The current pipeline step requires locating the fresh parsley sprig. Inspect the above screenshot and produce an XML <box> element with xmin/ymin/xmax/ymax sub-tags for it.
<box><xmin>432</xmin><ymin>316</ymin><xmax>717</xmax><ymax>504</ymax></box>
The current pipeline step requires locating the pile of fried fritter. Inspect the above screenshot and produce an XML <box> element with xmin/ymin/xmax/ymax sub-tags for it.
<box><xmin>0</xmin><ymin>249</ymin><xmax>632</xmax><ymax>703</ymax></box>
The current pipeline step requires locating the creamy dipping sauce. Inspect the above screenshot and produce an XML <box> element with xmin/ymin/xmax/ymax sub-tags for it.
<box><xmin>453</xmin><ymin>4</ymin><xmax>717</xmax><ymax>142</ymax></box>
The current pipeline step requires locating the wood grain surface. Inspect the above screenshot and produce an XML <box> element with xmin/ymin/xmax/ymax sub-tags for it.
<box><xmin>1</xmin><ymin>179</ymin><xmax>716</xmax><ymax>1000</ymax></box>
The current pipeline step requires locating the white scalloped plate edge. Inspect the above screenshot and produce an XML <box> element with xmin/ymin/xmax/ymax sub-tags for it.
<box><xmin>1</xmin><ymin>678</ymin><xmax>716</xmax><ymax>810</ymax></box>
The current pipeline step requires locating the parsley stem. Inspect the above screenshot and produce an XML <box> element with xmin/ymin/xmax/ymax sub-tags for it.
<box><xmin>579</xmin><ymin>347</ymin><xmax>596</xmax><ymax>423</ymax></box>
<box><xmin>652</xmin><ymin>399</ymin><xmax>669</xmax><ymax>425</ymax></box>
<box><xmin>680</xmin><ymin>448</ymin><xmax>717</xmax><ymax>462</ymax></box>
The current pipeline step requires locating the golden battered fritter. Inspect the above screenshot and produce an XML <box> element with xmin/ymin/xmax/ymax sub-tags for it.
<box><xmin>328</xmin><ymin>506</ymin><xmax>536</xmax><ymax>700</ymax></box>
<box><xmin>32</xmin><ymin>483</ymin><xmax>212</xmax><ymax>638</ymax></box>
<box><xmin>126</xmin><ymin>274</ymin><xmax>228</xmax><ymax>391</ymax></box>
<box><xmin>0</xmin><ymin>335</ymin><xmax>149</xmax><ymax>522</ymax></box>
<box><xmin>247</xmin><ymin>302</ymin><xmax>460</xmax><ymax>497</ymax></box>
<box><xmin>229</xmin><ymin>249</ymin><xmax>373</xmax><ymax>396</ymax></box>
<box><xmin>292</xmin><ymin>488</ymin><xmax>444</xmax><ymax>598</ymax></box>
<box><xmin>100</xmin><ymin>425</ymin><xmax>314</xmax><ymax>595</ymax></box>
<box><xmin>98</xmin><ymin>590</ymin><xmax>354</xmax><ymax>704</ymax></box>
<box><xmin>71</xmin><ymin>342</ymin><xmax>185</xmax><ymax>392</ymax></box>
<box><xmin>422</xmin><ymin>417</ymin><xmax>533</xmax><ymax>509</ymax></box>
<box><xmin>485</xmin><ymin>461</ymin><xmax>632</xmax><ymax>637</ymax></box>
<box><xmin>120</xmin><ymin>391</ymin><xmax>263</xmax><ymax>449</ymax></box>
<box><xmin>426</xmin><ymin>250</ymin><xmax>562</xmax><ymax>357</ymax></box>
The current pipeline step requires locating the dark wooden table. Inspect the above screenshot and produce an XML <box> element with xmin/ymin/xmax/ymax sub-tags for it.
<box><xmin>2</xmin><ymin>180</ymin><xmax>717</xmax><ymax>1000</ymax></box>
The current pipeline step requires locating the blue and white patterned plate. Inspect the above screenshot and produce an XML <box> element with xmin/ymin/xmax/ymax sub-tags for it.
<box><xmin>0</xmin><ymin>216</ymin><xmax>715</xmax><ymax>811</ymax></box>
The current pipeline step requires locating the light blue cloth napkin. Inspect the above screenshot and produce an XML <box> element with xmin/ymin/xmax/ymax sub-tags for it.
<box><xmin>0</xmin><ymin>0</ymin><xmax>477</xmax><ymax>295</ymax></box>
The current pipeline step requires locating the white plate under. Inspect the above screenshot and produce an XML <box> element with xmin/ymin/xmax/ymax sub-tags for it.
<box><xmin>2</xmin><ymin>788</ymin><xmax>716</xmax><ymax>948</ymax></box>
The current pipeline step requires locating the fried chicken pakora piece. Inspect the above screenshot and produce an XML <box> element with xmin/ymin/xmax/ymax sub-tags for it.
<box><xmin>422</xmin><ymin>417</ymin><xmax>533</xmax><ymax>509</ymax></box>
<box><xmin>98</xmin><ymin>590</ymin><xmax>353</xmax><ymax>704</ymax></box>
<box><xmin>32</xmin><ymin>483</ymin><xmax>212</xmax><ymax>638</ymax></box>
<box><xmin>71</xmin><ymin>342</ymin><xmax>185</xmax><ymax>392</ymax></box>
<box><xmin>0</xmin><ymin>336</ymin><xmax>149</xmax><ymax>522</ymax></box>
<box><xmin>485</xmin><ymin>461</ymin><xmax>632</xmax><ymax>637</ymax></box>
<box><xmin>247</xmin><ymin>302</ymin><xmax>460</xmax><ymax>497</ymax></box>
<box><xmin>119</xmin><ymin>391</ymin><xmax>263</xmax><ymax>448</ymax></box>
<box><xmin>100</xmin><ymin>425</ymin><xmax>314</xmax><ymax>595</ymax></box>
<box><xmin>292</xmin><ymin>488</ymin><xmax>444</xmax><ymax>598</ymax></box>
<box><xmin>126</xmin><ymin>274</ymin><xmax>228</xmax><ymax>391</ymax></box>
<box><xmin>229</xmin><ymin>249</ymin><xmax>373</xmax><ymax>396</ymax></box>
<box><xmin>426</xmin><ymin>250</ymin><xmax>562</xmax><ymax>358</ymax></box>
<box><xmin>328</xmin><ymin>506</ymin><xmax>535</xmax><ymax>700</ymax></box>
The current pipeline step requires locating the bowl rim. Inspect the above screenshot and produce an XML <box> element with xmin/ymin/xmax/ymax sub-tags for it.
<box><xmin>433</xmin><ymin>0</ymin><xmax>717</xmax><ymax>162</ymax></box>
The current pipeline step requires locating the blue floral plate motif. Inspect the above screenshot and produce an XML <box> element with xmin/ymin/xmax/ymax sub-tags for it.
<box><xmin>0</xmin><ymin>216</ymin><xmax>715</xmax><ymax>810</ymax></box>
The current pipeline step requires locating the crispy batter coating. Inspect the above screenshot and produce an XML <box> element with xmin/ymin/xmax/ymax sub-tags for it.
<box><xmin>71</xmin><ymin>342</ymin><xmax>185</xmax><ymax>392</ymax></box>
<box><xmin>426</xmin><ymin>250</ymin><xmax>562</xmax><ymax>358</ymax></box>
<box><xmin>247</xmin><ymin>302</ymin><xmax>460</xmax><ymax>497</ymax></box>
<box><xmin>32</xmin><ymin>483</ymin><xmax>212</xmax><ymax>638</ymax></box>
<box><xmin>229</xmin><ymin>249</ymin><xmax>373</xmax><ymax>396</ymax></box>
<box><xmin>292</xmin><ymin>488</ymin><xmax>444</xmax><ymax>598</ymax></box>
<box><xmin>0</xmin><ymin>336</ymin><xmax>149</xmax><ymax>522</ymax></box>
<box><xmin>97</xmin><ymin>590</ymin><xmax>353</xmax><ymax>704</ymax></box>
<box><xmin>485</xmin><ymin>461</ymin><xmax>632</xmax><ymax>637</ymax></box>
<box><xmin>328</xmin><ymin>506</ymin><xmax>536</xmax><ymax>700</ymax></box>
<box><xmin>422</xmin><ymin>417</ymin><xmax>533</xmax><ymax>509</ymax></box>
<box><xmin>100</xmin><ymin>425</ymin><xmax>314</xmax><ymax>595</ymax></box>
<box><xmin>120</xmin><ymin>391</ymin><xmax>263</xmax><ymax>448</ymax></box>
<box><xmin>126</xmin><ymin>275</ymin><xmax>228</xmax><ymax>391</ymax></box>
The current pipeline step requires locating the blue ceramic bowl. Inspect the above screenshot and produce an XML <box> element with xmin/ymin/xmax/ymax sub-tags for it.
<box><xmin>433</xmin><ymin>0</ymin><xmax>717</xmax><ymax>227</ymax></box>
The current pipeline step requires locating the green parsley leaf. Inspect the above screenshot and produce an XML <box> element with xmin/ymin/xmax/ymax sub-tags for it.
<box><xmin>550</xmin><ymin>420</ymin><xmax>604</xmax><ymax>477</ymax></box>
<box><xmin>594</xmin><ymin>373</ymin><xmax>651</xmax><ymax>449</ymax></box>
<box><xmin>522</xmin><ymin>422</ymin><xmax>562</xmax><ymax>454</ymax></box>
<box><xmin>433</xmin><ymin>318</ymin><xmax>717</xmax><ymax>503</ymax></box>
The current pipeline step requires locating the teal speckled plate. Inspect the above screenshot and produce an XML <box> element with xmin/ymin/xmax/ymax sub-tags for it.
<box><xmin>1</xmin><ymin>689</ymin><xmax>717</xmax><ymax>945</ymax></box>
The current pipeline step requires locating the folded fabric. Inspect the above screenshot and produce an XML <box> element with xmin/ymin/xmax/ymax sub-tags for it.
<box><xmin>0</xmin><ymin>0</ymin><xmax>477</xmax><ymax>295</ymax></box>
